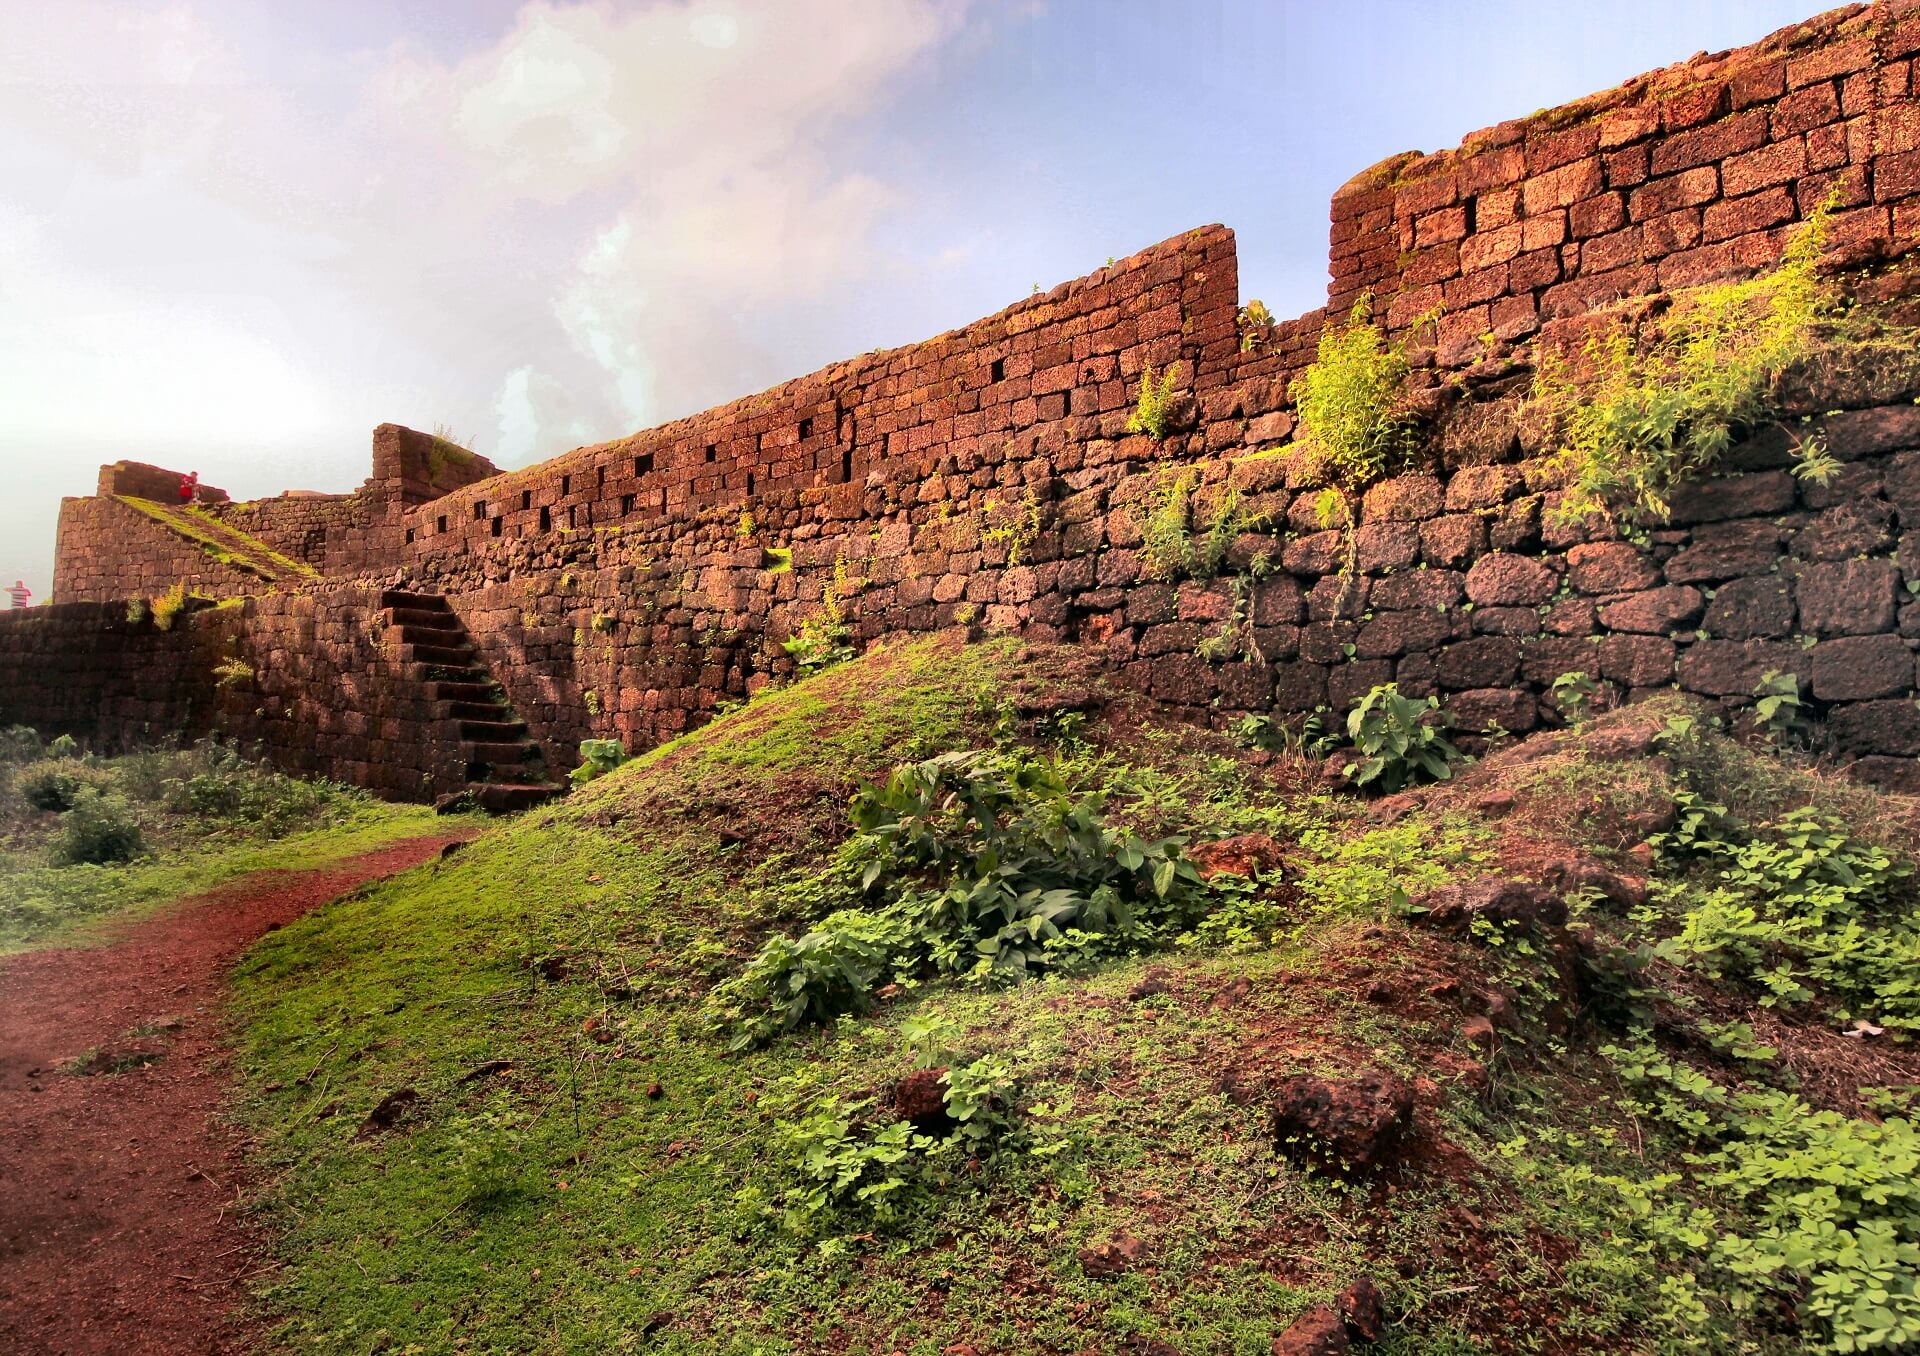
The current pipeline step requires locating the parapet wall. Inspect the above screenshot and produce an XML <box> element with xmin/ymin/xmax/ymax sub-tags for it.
<box><xmin>1334</xmin><ymin>2</ymin><xmax>1920</xmax><ymax>361</ymax></box>
<box><xmin>13</xmin><ymin>2</ymin><xmax>1920</xmax><ymax>800</ymax></box>
<box><xmin>393</xmin><ymin>226</ymin><xmax>1240</xmax><ymax>564</ymax></box>
<box><xmin>208</xmin><ymin>492</ymin><xmax>381</xmax><ymax>576</ymax></box>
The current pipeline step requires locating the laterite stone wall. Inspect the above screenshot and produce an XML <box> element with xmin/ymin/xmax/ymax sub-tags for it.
<box><xmin>12</xmin><ymin>2</ymin><xmax>1920</xmax><ymax>799</ymax></box>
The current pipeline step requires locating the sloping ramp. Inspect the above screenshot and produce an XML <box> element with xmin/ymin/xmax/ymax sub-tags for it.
<box><xmin>114</xmin><ymin>496</ymin><xmax>321</xmax><ymax>590</ymax></box>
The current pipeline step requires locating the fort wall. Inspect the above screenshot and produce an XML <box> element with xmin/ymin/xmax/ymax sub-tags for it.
<box><xmin>10</xmin><ymin>3</ymin><xmax>1920</xmax><ymax>801</ymax></box>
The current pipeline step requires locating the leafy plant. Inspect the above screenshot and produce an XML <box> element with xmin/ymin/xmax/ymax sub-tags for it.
<box><xmin>1138</xmin><ymin>471</ymin><xmax>1197</xmax><ymax>581</ymax></box>
<box><xmin>1551</xmin><ymin>671</ymin><xmax>1599</xmax><ymax>724</ymax></box>
<box><xmin>711</xmin><ymin>750</ymin><xmax>1206</xmax><ymax>1047</ymax></box>
<box><xmin>569</xmin><ymin>738</ymin><xmax>629</xmax><ymax>786</ymax></box>
<box><xmin>125</xmin><ymin>597</ymin><xmax>148</xmax><ymax>624</ymax></box>
<box><xmin>1659</xmin><ymin>806</ymin><xmax>1920</xmax><ymax>1033</ymax></box>
<box><xmin>980</xmin><ymin>489</ymin><xmax>1044</xmax><ymax>566</ymax></box>
<box><xmin>1291</xmin><ymin>296</ymin><xmax>1416</xmax><ymax>488</ymax></box>
<box><xmin>1530</xmin><ymin>201</ymin><xmax>1833</xmax><ymax>524</ymax></box>
<box><xmin>52</xmin><ymin>788</ymin><xmax>145</xmax><ymax>865</ymax></box>
<box><xmin>1125</xmin><ymin>361</ymin><xmax>1183</xmax><ymax>440</ymax></box>
<box><xmin>1232</xmin><ymin>711</ymin><xmax>1338</xmax><ymax>758</ymax></box>
<box><xmin>1751</xmin><ymin>669</ymin><xmax>1811</xmax><ymax>745</ymax></box>
<box><xmin>1342</xmin><ymin>684</ymin><xmax>1462</xmax><ymax>793</ymax></box>
<box><xmin>1237</xmin><ymin>298</ymin><xmax>1276</xmax><ymax>352</ymax></box>
<box><xmin>783</xmin><ymin>557</ymin><xmax>858</xmax><ymax>676</ymax></box>
<box><xmin>150</xmin><ymin>581</ymin><xmax>190</xmax><ymax>633</ymax></box>
<box><xmin>760</xmin><ymin>1041</ymin><xmax>1022</xmax><ymax>1235</ymax></box>
<box><xmin>1567</xmin><ymin>1040</ymin><xmax>1920</xmax><ymax>1354</ymax></box>
<box><xmin>1231</xmin><ymin>714</ymin><xmax>1284</xmax><ymax>752</ymax></box>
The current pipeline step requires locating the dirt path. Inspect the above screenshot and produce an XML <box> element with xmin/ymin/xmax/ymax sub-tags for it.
<box><xmin>0</xmin><ymin>834</ymin><xmax>472</xmax><ymax>1356</ymax></box>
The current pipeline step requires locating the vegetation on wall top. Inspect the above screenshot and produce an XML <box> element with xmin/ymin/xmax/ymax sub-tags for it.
<box><xmin>1528</xmin><ymin>199</ymin><xmax>1841</xmax><ymax>525</ymax></box>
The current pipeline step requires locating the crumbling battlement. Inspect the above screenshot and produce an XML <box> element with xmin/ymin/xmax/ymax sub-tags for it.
<box><xmin>12</xmin><ymin>2</ymin><xmax>1920</xmax><ymax>802</ymax></box>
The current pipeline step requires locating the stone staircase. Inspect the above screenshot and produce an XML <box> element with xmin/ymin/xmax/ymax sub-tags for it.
<box><xmin>378</xmin><ymin>589</ymin><xmax>562</xmax><ymax>814</ymax></box>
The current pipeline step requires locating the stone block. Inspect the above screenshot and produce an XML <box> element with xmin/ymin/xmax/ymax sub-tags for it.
<box><xmin>1796</xmin><ymin>559</ymin><xmax>1900</xmax><ymax>635</ymax></box>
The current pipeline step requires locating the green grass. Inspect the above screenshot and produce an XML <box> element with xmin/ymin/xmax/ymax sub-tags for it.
<box><xmin>0</xmin><ymin>740</ymin><xmax>459</xmax><ymax>952</ymax></box>
<box><xmin>114</xmin><ymin>494</ymin><xmax>321</xmax><ymax>583</ymax></box>
<box><xmin>0</xmin><ymin>807</ymin><xmax>451</xmax><ymax>954</ymax></box>
<box><xmin>223</xmin><ymin>636</ymin><xmax>1588</xmax><ymax>1354</ymax></box>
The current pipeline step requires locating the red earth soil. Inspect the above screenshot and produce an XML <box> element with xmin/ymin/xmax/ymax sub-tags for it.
<box><xmin>0</xmin><ymin>834</ymin><xmax>472</xmax><ymax>1356</ymax></box>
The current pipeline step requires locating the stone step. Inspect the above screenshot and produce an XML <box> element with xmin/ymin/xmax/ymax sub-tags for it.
<box><xmin>396</xmin><ymin>625</ymin><xmax>471</xmax><ymax>651</ymax></box>
<box><xmin>380</xmin><ymin>589</ymin><xmax>450</xmax><ymax>611</ymax></box>
<box><xmin>423</xmin><ymin>665</ymin><xmax>486</xmax><ymax>685</ymax></box>
<box><xmin>402</xmin><ymin>641</ymin><xmax>480</xmax><ymax>668</ymax></box>
<box><xmin>458</xmin><ymin>718</ymin><xmax>528</xmax><ymax>741</ymax></box>
<box><xmin>387</xmin><ymin>606</ymin><xmax>463</xmax><ymax>632</ymax></box>
<box><xmin>465</xmin><ymin>741</ymin><xmax>539</xmax><ymax>765</ymax></box>
<box><xmin>430</xmin><ymin>681</ymin><xmax>500</xmax><ymax>703</ymax></box>
<box><xmin>473</xmin><ymin>782</ymin><xmax>563</xmax><ymax>814</ymax></box>
<box><xmin>440</xmin><ymin>699</ymin><xmax>512</xmax><ymax>722</ymax></box>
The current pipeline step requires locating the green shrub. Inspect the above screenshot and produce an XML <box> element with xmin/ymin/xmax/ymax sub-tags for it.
<box><xmin>212</xmin><ymin>655</ymin><xmax>254</xmax><ymax>689</ymax></box>
<box><xmin>1138</xmin><ymin>471</ymin><xmax>1196</xmax><ymax>580</ymax></box>
<box><xmin>783</xmin><ymin>557</ymin><xmax>857</xmax><ymax>677</ymax></box>
<box><xmin>52</xmin><ymin>788</ymin><xmax>145</xmax><ymax>865</ymax></box>
<box><xmin>759</xmin><ymin>1038</ymin><xmax>1023</xmax><ymax>1234</ymax></box>
<box><xmin>15</xmin><ymin>760</ymin><xmax>102</xmax><ymax>812</ymax></box>
<box><xmin>1657</xmin><ymin>805</ymin><xmax>1920</xmax><ymax>1032</ymax></box>
<box><xmin>1291</xmin><ymin>296</ymin><xmax>1415</xmax><ymax>489</ymax></box>
<box><xmin>1342</xmin><ymin>684</ymin><xmax>1461</xmax><ymax>793</ymax></box>
<box><xmin>150</xmin><ymin>581</ymin><xmax>190</xmax><ymax>632</ymax></box>
<box><xmin>0</xmin><ymin>725</ymin><xmax>43</xmax><ymax>763</ymax></box>
<box><xmin>1125</xmin><ymin>361</ymin><xmax>1183</xmax><ymax>440</ymax></box>
<box><xmin>161</xmin><ymin>741</ymin><xmax>353</xmax><ymax>835</ymax></box>
<box><xmin>569</xmin><ymin>738</ymin><xmax>629</xmax><ymax>786</ymax></box>
<box><xmin>1565</xmin><ymin>1041</ymin><xmax>1920</xmax><ymax>1353</ymax></box>
<box><xmin>1137</xmin><ymin>473</ymin><xmax>1259</xmax><ymax>582</ymax></box>
<box><xmin>1529</xmin><ymin>202</ymin><xmax>1833</xmax><ymax>525</ymax></box>
<box><xmin>711</xmin><ymin>749</ymin><xmax>1206</xmax><ymax>1047</ymax></box>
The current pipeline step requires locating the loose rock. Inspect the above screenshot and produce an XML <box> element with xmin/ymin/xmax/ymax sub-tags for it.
<box><xmin>1415</xmin><ymin>877</ymin><xmax>1567</xmax><ymax>932</ymax></box>
<box><xmin>1271</xmin><ymin>1069</ymin><xmax>1414</xmax><ymax>1172</ymax></box>
<box><xmin>1272</xmin><ymin>1303</ymin><xmax>1350</xmax><ymax>1353</ymax></box>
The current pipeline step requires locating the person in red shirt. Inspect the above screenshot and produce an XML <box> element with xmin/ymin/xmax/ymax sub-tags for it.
<box><xmin>178</xmin><ymin>471</ymin><xmax>200</xmax><ymax>503</ymax></box>
<box><xmin>6</xmin><ymin>580</ymin><xmax>30</xmax><ymax>609</ymax></box>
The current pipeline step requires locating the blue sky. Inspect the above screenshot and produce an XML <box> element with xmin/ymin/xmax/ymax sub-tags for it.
<box><xmin>0</xmin><ymin>0</ymin><xmax>1815</xmax><ymax>601</ymax></box>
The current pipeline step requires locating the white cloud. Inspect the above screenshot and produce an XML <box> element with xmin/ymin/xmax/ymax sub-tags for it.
<box><xmin>375</xmin><ymin>0</ymin><xmax>969</xmax><ymax>442</ymax></box>
<box><xmin>0</xmin><ymin>0</ymin><xmax>981</xmax><ymax>591</ymax></box>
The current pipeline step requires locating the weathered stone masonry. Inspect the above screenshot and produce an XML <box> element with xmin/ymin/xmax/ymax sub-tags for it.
<box><xmin>7</xmin><ymin>2</ymin><xmax>1920</xmax><ymax>799</ymax></box>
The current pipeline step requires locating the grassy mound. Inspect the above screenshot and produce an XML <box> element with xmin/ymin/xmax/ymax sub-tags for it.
<box><xmin>230</xmin><ymin>644</ymin><xmax>1920</xmax><ymax>1354</ymax></box>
